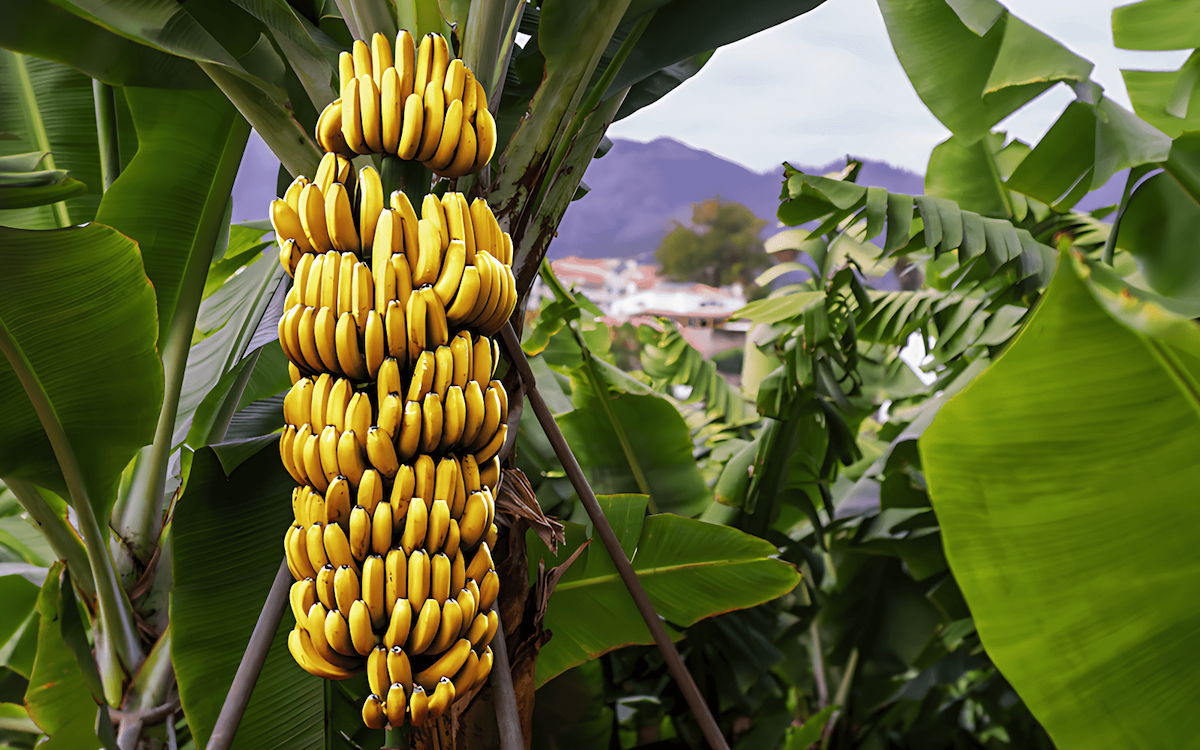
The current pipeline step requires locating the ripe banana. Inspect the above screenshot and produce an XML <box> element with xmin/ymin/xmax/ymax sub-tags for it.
<box><xmin>430</xmin><ymin>549</ymin><xmax>452</xmax><ymax>604</ymax></box>
<box><xmin>348</xmin><ymin>504</ymin><xmax>372</xmax><ymax>561</ymax></box>
<box><xmin>384</xmin><ymin>599</ymin><xmax>412</xmax><ymax>649</ymax></box>
<box><xmin>370</xmin><ymin>32</ymin><xmax>392</xmax><ymax>87</ymax></box>
<box><xmin>367</xmin><ymin>644</ymin><xmax>390</xmax><ymax>698</ymax></box>
<box><xmin>362</xmin><ymin>554</ymin><xmax>387</xmax><ymax>629</ymax></box>
<box><xmin>409</xmin><ymin>684</ymin><xmax>428</xmax><ymax>727</ymax></box>
<box><xmin>336</xmin><ymin>429</ymin><xmax>368</xmax><ymax>485</ymax></box>
<box><xmin>316</xmin><ymin>564</ymin><xmax>337</xmax><ymax>611</ymax></box>
<box><xmin>361</xmin><ymin>693</ymin><xmax>386</xmax><ymax>730</ymax></box>
<box><xmin>349</xmin><ymin>599</ymin><xmax>380</xmax><ymax>655</ymax></box>
<box><xmin>401</xmin><ymin>496</ymin><xmax>428</xmax><ymax>556</ymax></box>
<box><xmin>385</xmin><ymin>682</ymin><xmax>407</xmax><ymax>728</ymax></box>
<box><xmin>388</xmin><ymin>645</ymin><xmax>413</xmax><ymax>691</ymax></box>
<box><xmin>416</xmin><ymin>638</ymin><xmax>471</xmax><ymax>691</ymax></box>
<box><xmin>358</xmin><ymin>165</ymin><xmax>384</xmax><ymax>249</ymax></box>
<box><xmin>407</xmin><ymin>597</ymin><xmax>440</xmax><ymax>655</ymax></box>
<box><xmin>334</xmin><ymin>563</ymin><xmax>360</xmax><ymax>614</ymax></box>
<box><xmin>371</xmin><ymin>497</ymin><xmax>393</xmax><ymax>555</ymax></box>
<box><xmin>359</xmin><ymin>469</ymin><xmax>384</xmax><ymax>514</ymax></box>
<box><xmin>407</xmin><ymin>548</ymin><xmax>430</xmax><ymax>612</ymax></box>
<box><xmin>324</xmin><ymin>521</ymin><xmax>360</xmax><ymax>574</ymax></box>
<box><xmin>466</xmin><ymin>542</ymin><xmax>493</xmax><ymax>583</ymax></box>
<box><xmin>420</xmin><ymin>392</ymin><xmax>443</xmax><ymax>454</ymax></box>
<box><xmin>366</xmin><ymin>425</ymin><xmax>399</xmax><ymax>478</ymax></box>
<box><xmin>325</xmin><ymin>607</ymin><xmax>357</xmax><ymax>657</ymax></box>
<box><xmin>427</xmin><ymin>676</ymin><xmax>456</xmax><ymax>721</ymax></box>
<box><xmin>271</xmin><ymin>199</ymin><xmax>312</xmax><ymax>253</ymax></box>
<box><xmin>441</xmin><ymin>386</ymin><xmax>466</xmax><ymax>450</ymax></box>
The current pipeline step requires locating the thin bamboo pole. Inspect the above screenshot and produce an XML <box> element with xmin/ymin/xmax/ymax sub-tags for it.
<box><xmin>498</xmin><ymin>323</ymin><xmax>730</xmax><ymax>750</ymax></box>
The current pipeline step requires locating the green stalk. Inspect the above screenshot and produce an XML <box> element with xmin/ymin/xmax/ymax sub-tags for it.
<box><xmin>383</xmin><ymin>726</ymin><xmax>405</xmax><ymax>748</ymax></box>
<box><xmin>532</xmin><ymin>11</ymin><xmax>654</xmax><ymax>216</ymax></box>
<box><xmin>2</xmin><ymin>477</ymin><xmax>94</xmax><ymax>598</ymax></box>
<box><xmin>382</xmin><ymin>155</ymin><xmax>432</xmax><ymax>213</ymax></box>
<box><xmin>119</xmin><ymin>120</ymin><xmax>250</xmax><ymax>565</ymax></box>
<box><xmin>460</xmin><ymin>0</ymin><xmax>507</xmax><ymax>100</ymax></box>
<box><xmin>0</xmin><ymin>321</ymin><xmax>142</xmax><ymax>703</ymax></box>
<box><xmin>346</xmin><ymin>0</ymin><xmax>396</xmax><ymax>38</ymax></box>
<box><xmin>488</xmin><ymin>0</ymin><xmax>527</xmax><ymax>105</ymax></box>
<box><xmin>92</xmin><ymin>81</ymin><xmax>121</xmax><ymax>192</ymax></box>
<box><xmin>10</xmin><ymin>51</ymin><xmax>69</xmax><ymax>228</ymax></box>
<box><xmin>539</xmin><ymin>260</ymin><xmax>656</xmax><ymax>510</ymax></box>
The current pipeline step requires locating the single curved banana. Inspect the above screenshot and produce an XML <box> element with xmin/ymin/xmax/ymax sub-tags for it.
<box><xmin>450</xmin><ymin>332</ymin><xmax>473</xmax><ymax>389</ymax></box>
<box><xmin>405</xmin><ymin>287</ymin><xmax>427</xmax><ymax>362</ymax></box>
<box><xmin>361</xmin><ymin>693</ymin><xmax>386</xmax><ymax>730</ymax></box>
<box><xmin>460</xmin><ymin>453</ymin><xmax>481</xmax><ymax>494</ymax></box>
<box><xmin>425</xmin><ymin>287</ymin><xmax>450</xmax><ymax>349</ymax></box>
<box><xmin>464</xmin><ymin>254</ymin><xmax>495</xmax><ymax>328</ymax></box>
<box><xmin>302</xmin><ymin>432</ymin><xmax>328</xmax><ymax>493</ymax></box>
<box><xmin>407</xmin><ymin>597</ymin><xmax>440</xmax><ymax>655</ymax></box>
<box><xmin>317</xmin><ymin>425</ymin><xmax>340</xmax><ymax>485</ymax></box>
<box><xmin>460</xmin><ymin>381</ymin><xmax>486</xmax><ymax>449</ymax></box>
<box><xmin>293</xmin><ymin>253</ymin><xmax>316</xmax><ymax>307</ymax></box>
<box><xmin>300</xmin><ymin>253</ymin><xmax>322</xmax><ymax>307</ymax></box>
<box><xmin>421</xmin><ymin>194</ymin><xmax>449</xmax><ymax>251</ymax></box>
<box><xmin>325</xmin><ymin>377</ymin><xmax>351</xmax><ymax>432</ymax></box>
<box><xmin>362</xmin><ymin>554</ymin><xmax>387</xmax><ymax>629</ymax></box>
<box><xmin>479</xmin><ymin>455</ymin><xmax>500</xmax><ymax>491</ymax></box>
<box><xmin>358</xmin><ymin>165</ymin><xmax>384</xmax><ymax>248</ymax></box>
<box><xmin>433</xmin><ymin>456</ymin><xmax>457</xmax><ymax>508</ymax></box>
<box><xmin>326</xmin><ymin>476</ymin><xmax>353</xmax><ymax>528</ymax></box>
<box><xmin>296</xmin><ymin>307</ymin><xmax>324</xmax><ymax>375</ymax></box>
<box><xmin>372</xmin><ymin>210</ymin><xmax>399</xmax><ymax>315</ymax></box>
<box><xmin>430</xmin><ymin>34</ymin><xmax>450</xmax><ymax>93</ymax></box>
<box><xmin>290</xmin><ymin>579</ymin><xmax>318</xmax><ymax>625</ymax></box>
<box><xmin>415</xmin><ymin>81</ymin><xmax>446</xmax><ymax>162</ymax></box>
<box><xmin>426</xmin><ymin>346</ymin><xmax>450</xmax><ymax>400</ymax></box>
<box><xmin>349</xmin><ymin>599</ymin><xmax>380</xmax><ymax>655</ymax></box>
<box><xmin>451</xmin><ymin>193</ymin><xmax>476</xmax><ymax>259</ymax></box>
<box><xmin>474</xmin><ymin>423</ymin><xmax>507</xmax><ymax>465</ymax></box>
<box><xmin>289</xmin><ymin>628</ymin><xmax>359</xmax><ymax>680</ymax></box>
<box><xmin>313</xmin><ymin>307</ymin><xmax>341</xmax><ymax>375</ymax></box>
<box><xmin>314</xmin><ymin>152</ymin><xmax>339</xmax><ymax>195</ymax></box>
<box><xmin>401</xmin><ymin>496</ymin><xmax>429</xmax><ymax>556</ymax></box>
<box><xmin>324</xmin><ymin>516</ymin><xmax>360</xmax><ymax>574</ymax></box>
<box><xmin>472</xmin><ymin>646</ymin><xmax>493</xmax><ymax>691</ymax></box>
<box><xmin>413</xmin><ymin>218</ymin><xmax>443</xmax><ymax>286</ymax></box>
<box><xmin>377</xmin><ymin>356</ymin><xmax>402</xmax><ymax>402</ymax></box>
<box><xmin>280</xmin><ymin>428</ymin><xmax>304</xmax><ymax>485</ymax></box>
<box><xmin>338</xmin><ymin>51</ymin><xmax>355</xmax><ymax>91</ymax></box>
<box><xmin>441</xmin><ymin>117</ymin><xmax>477</xmax><ymax>178</ymax></box>
<box><xmin>271</xmin><ymin>199</ymin><xmax>312</xmax><ymax>253</ymax></box>
<box><xmin>420</xmin><ymin>392</ymin><xmax>443</xmax><ymax>454</ymax></box>
<box><xmin>455</xmin><ymin>581</ymin><xmax>474</xmax><ymax>628</ymax></box>
<box><xmin>464</xmin><ymin>612</ymin><xmax>489</xmax><ymax>649</ymax></box>
<box><xmin>397</xmin><ymin>400</ymin><xmax>422</xmax><ymax>461</ymax></box>
<box><xmin>384</xmin><ymin>598</ymin><xmax>412</xmax><ymax>649</ymax></box>
<box><xmin>466</xmin><ymin>542</ymin><xmax>493</xmax><ymax>583</ymax></box>
<box><xmin>469</xmin><ymin>386</ymin><xmax>502</xmax><ymax>453</ymax></box>
<box><xmin>397</xmin><ymin>92</ymin><xmax>425</xmax><ymax>160</ymax></box>
<box><xmin>426</xmin><ymin>676</ymin><xmax>456</xmax><ymax>721</ymax></box>
<box><xmin>378</xmin><ymin>393</ymin><xmax>402</xmax><ymax>439</ymax></box>
<box><xmin>341</xmin><ymin>77</ymin><xmax>366</xmax><ymax>154</ymax></box>
<box><xmin>474</xmin><ymin>253</ymin><xmax>505</xmax><ymax>332</ymax></box>
<box><xmin>452</xmin><ymin>650</ymin><xmax>480</xmax><ymax>697</ymax></box>
<box><xmin>442</xmin><ymin>59</ymin><xmax>465</xmax><ymax>103</ymax></box>
<box><xmin>384</xmin><ymin>299</ymin><xmax>408</xmax><ymax>360</ymax></box>
<box><xmin>385</xmin><ymin>682</ymin><xmax>408</xmax><ymax>728</ymax></box>
<box><xmin>445</xmin><ymin>518</ymin><xmax>462</xmax><ymax>561</ymax></box>
<box><xmin>348</xmin><ymin>504</ymin><xmax>372</xmax><ymax>561</ymax></box>
<box><xmin>370</xmin><ymin>497</ymin><xmax>393</xmax><ymax>555</ymax></box>
<box><xmin>358</xmin><ymin>469</ymin><xmax>383</xmax><ymax>514</ymax></box>
<box><xmin>351</xmin><ymin>38</ymin><xmax>372</xmax><ymax>78</ymax></box>
<box><xmin>385</xmin><ymin>547</ymin><xmax>408</xmax><ymax>608</ymax></box>
<box><xmin>335</xmin><ymin>312</ymin><xmax>369</xmax><ymax>381</ymax></box>
<box><xmin>334</xmin><ymin>563</ymin><xmax>361</xmax><ymax>614</ymax></box>
<box><xmin>446</xmin><ymin>266</ymin><xmax>482</xmax><ymax>327</ymax></box>
<box><xmin>392</xmin><ymin>191</ymin><xmax>421</xmax><ymax>260</ymax></box>
<box><xmin>306</xmin><ymin>489</ymin><xmax>328</xmax><ymax>530</ymax></box>
<box><xmin>473</xmin><ymin>107</ymin><xmax>498</xmax><ymax>174</ymax></box>
<box><xmin>433</xmin><ymin>241</ymin><xmax>467</xmax><ymax>307</ymax></box>
<box><xmin>315</xmin><ymin>98</ymin><xmax>351</xmax><ymax>157</ymax></box>
<box><xmin>413</xmin><ymin>33</ymin><xmax>433</xmax><ymax>100</ymax></box>
<box><xmin>408</xmin><ymin>684</ymin><xmax>428</xmax><ymax>727</ymax></box>
<box><xmin>478</xmin><ymin>569</ymin><xmax>500</xmax><ymax>611</ymax></box>
<box><xmin>315</xmin><ymin>564</ymin><xmax>337</xmax><ymax>611</ymax></box>
<box><xmin>359</xmin><ymin>82</ymin><xmax>381</xmax><ymax>149</ymax></box>
<box><xmin>363</xmin><ymin>310</ymin><xmax>385</xmax><ymax>380</ymax></box>
<box><xmin>469</xmin><ymin>198</ymin><xmax>496</xmax><ymax>260</ymax></box>
<box><xmin>352</xmin><ymin>262</ymin><xmax>373</xmax><ymax>329</ymax></box>
<box><xmin>441</xmin><ymin>386</ymin><xmax>466</xmax><ymax>450</ymax></box>
<box><xmin>459</xmin><ymin>492</ymin><xmax>488</xmax><ymax>550</ymax></box>
<box><xmin>299</xmin><ymin>183</ymin><xmax>333</xmax><ymax>253</ymax></box>
<box><xmin>426</xmin><ymin>98</ymin><xmax>463</xmax><ymax>173</ymax></box>
<box><xmin>306</xmin><ymin>523</ymin><xmax>330</xmax><ymax>572</ymax></box>
<box><xmin>414</xmin><ymin>454</ymin><xmax>436</xmax><ymax>505</ymax></box>
<box><xmin>367</xmin><ymin>644</ymin><xmax>390</xmax><ymax>698</ymax></box>
<box><xmin>370</xmin><ymin>31</ymin><xmax>392</xmax><ymax>86</ymax></box>
<box><xmin>325</xmin><ymin>607</ymin><xmax>358</xmax><ymax>657</ymax></box>
<box><xmin>388</xmin><ymin>645</ymin><xmax>413</xmax><ymax>691</ymax></box>
<box><xmin>461</xmin><ymin>69</ymin><xmax>479</xmax><ymax>125</ymax></box>
<box><xmin>337</xmin><ymin>430</ymin><xmax>368</xmax><ymax>485</ymax></box>
<box><xmin>429</xmin><ymin>550</ymin><xmax>452</xmax><ymax>605</ymax></box>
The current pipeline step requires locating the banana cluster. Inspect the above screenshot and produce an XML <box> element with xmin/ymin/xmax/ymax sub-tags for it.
<box><xmin>272</xmin><ymin>140</ymin><xmax>515</xmax><ymax>728</ymax></box>
<box><xmin>314</xmin><ymin>32</ymin><xmax>496</xmax><ymax>178</ymax></box>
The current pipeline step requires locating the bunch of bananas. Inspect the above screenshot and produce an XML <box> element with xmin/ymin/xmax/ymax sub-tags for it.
<box><xmin>272</xmin><ymin>119</ymin><xmax>517</xmax><ymax>729</ymax></box>
<box><xmin>314</xmin><ymin>31</ymin><xmax>497</xmax><ymax>179</ymax></box>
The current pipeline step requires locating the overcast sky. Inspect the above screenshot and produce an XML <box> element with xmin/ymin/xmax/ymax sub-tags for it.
<box><xmin>607</xmin><ymin>0</ymin><xmax>1190</xmax><ymax>174</ymax></box>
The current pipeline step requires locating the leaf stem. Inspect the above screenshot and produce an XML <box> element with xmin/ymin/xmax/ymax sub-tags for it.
<box><xmin>92</xmin><ymin>81</ymin><xmax>121</xmax><ymax>192</ymax></box>
<box><xmin>0</xmin><ymin>319</ymin><xmax>142</xmax><ymax>702</ymax></box>
<box><xmin>2</xmin><ymin>476</ymin><xmax>94</xmax><ymax>598</ymax></box>
<box><xmin>9</xmin><ymin>51</ymin><xmax>70</xmax><ymax>227</ymax></box>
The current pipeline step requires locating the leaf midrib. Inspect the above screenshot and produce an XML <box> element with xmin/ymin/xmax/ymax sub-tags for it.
<box><xmin>553</xmin><ymin>556</ymin><xmax>774</xmax><ymax>592</ymax></box>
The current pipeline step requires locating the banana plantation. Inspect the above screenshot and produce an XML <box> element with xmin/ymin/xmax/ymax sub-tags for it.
<box><xmin>1</xmin><ymin>0</ymin><xmax>1197</xmax><ymax>747</ymax></box>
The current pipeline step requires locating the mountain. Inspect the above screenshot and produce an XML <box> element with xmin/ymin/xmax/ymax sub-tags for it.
<box><xmin>549</xmin><ymin>137</ymin><xmax>925</xmax><ymax>260</ymax></box>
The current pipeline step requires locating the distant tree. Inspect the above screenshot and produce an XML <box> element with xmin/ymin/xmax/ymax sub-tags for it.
<box><xmin>655</xmin><ymin>198</ymin><xmax>772</xmax><ymax>291</ymax></box>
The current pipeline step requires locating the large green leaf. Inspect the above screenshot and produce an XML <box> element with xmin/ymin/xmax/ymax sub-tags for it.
<box><xmin>558</xmin><ymin>371</ymin><xmax>712</xmax><ymax>517</ymax></box>
<box><xmin>172</xmin><ymin>445</ymin><xmax>323</xmax><ymax>750</ymax></box>
<box><xmin>527</xmin><ymin>494</ymin><xmax>801</xmax><ymax>687</ymax></box>
<box><xmin>920</xmin><ymin>252</ymin><xmax>1200</xmax><ymax>749</ymax></box>
<box><xmin>877</xmin><ymin>0</ymin><xmax>1091</xmax><ymax>143</ymax></box>
<box><xmin>24</xmin><ymin>562</ymin><xmax>102</xmax><ymax>748</ymax></box>
<box><xmin>95</xmin><ymin>87</ymin><xmax>249</xmax><ymax>344</ymax></box>
<box><xmin>0</xmin><ymin>0</ymin><xmax>210</xmax><ymax>88</ymax></box>
<box><xmin>1115</xmin><ymin>172</ymin><xmax>1200</xmax><ymax>304</ymax></box>
<box><xmin>1112</xmin><ymin>0</ymin><xmax>1200</xmax><ymax>51</ymax></box>
<box><xmin>0</xmin><ymin>223</ymin><xmax>161</xmax><ymax>514</ymax></box>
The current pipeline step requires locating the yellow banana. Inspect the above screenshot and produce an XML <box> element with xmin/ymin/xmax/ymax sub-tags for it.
<box><xmin>270</xmin><ymin>199</ymin><xmax>312</xmax><ymax>253</ymax></box>
<box><xmin>455</xmin><ymin>582</ymin><xmax>474</xmax><ymax>631</ymax></box>
<box><xmin>352</xmin><ymin>38</ymin><xmax>371</xmax><ymax>77</ymax></box>
<box><xmin>478</xmin><ymin>569</ymin><xmax>499</xmax><ymax>611</ymax></box>
<box><xmin>385</xmin><ymin>683</ymin><xmax>408</xmax><ymax>728</ymax></box>
<box><xmin>370</xmin><ymin>498</ymin><xmax>393</xmax><ymax>555</ymax></box>
<box><xmin>480</xmin><ymin>610</ymin><xmax>499</xmax><ymax>652</ymax></box>
<box><xmin>306</xmin><ymin>523</ymin><xmax>330</xmax><ymax>573</ymax></box>
<box><xmin>421</xmin><ymin>193</ymin><xmax>449</xmax><ymax>250</ymax></box>
<box><xmin>317</xmin><ymin>425</ymin><xmax>340</xmax><ymax>484</ymax></box>
<box><xmin>407</xmin><ymin>549</ymin><xmax>431</xmax><ymax>612</ymax></box>
<box><xmin>385</xmin><ymin>548</ymin><xmax>408</xmax><ymax>609</ymax></box>
<box><xmin>452</xmin><ymin>650</ymin><xmax>479</xmax><ymax>697</ymax></box>
<box><xmin>334</xmin><ymin>563</ymin><xmax>361</xmax><ymax>614</ymax></box>
<box><xmin>469</xmin><ymin>198</ymin><xmax>496</xmax><ymax>260</ymax></box>
<box><xmin>392</xmin><ymin>190</ymin><xmax>421</xmax><ymax>260</ymax></box>
<box><xmin>362</xmin><ymin>554</ymin><xmax>387</xmax><ymax>629</ymax></box>
<box><xmin>433</xmin><ymin>456</ymin><xmax>457</xmax><ymax>509</ymax></box>
<box><xmin>475</xmin><ymin>423</ymin><xmax>507</xmax><ymax>465</ymax></box>
<box><xmin>328</xmin><ymin>513</ymin><xmax>360</xmax><ymax>573</ymax></box>
<box><xmin>301</xmin><ymin>432</ymin><xmax>328</xmax><ymax>493</ymax></box>
<box><xmin>442</xmin><ymin>58</ymin><xmax>465</xmax><ymax>103</ymax></box>
<box><xmin>466</xmin><ymin>542</ymin><xmax>493</xmax><ymax>583</ymax></box>
<box><xmin>358</xmin><ymin>469</ymin><xmax>383</xmax><ymax>515</ymax></box>
<box><xmin>446</xmin><ymin>265</ymin><xmax>482</xmax><ymax>326</ymax></box>
<box><xmin>315</xmin><ymin>564</ymin><xmax>337</xmax><ymax>611</ymax></box>
<box><xmin>426</xmin><ymin>676</ymin><xmax>456</xmax><ymax>720</ymax></box>
<box><xmin>420</xmin><ymin>392</ymin><xmax>443</xmax><ymax>454</ymax></box>
<box><xmin>325</xmin><ymin>606</ymin><xmax>357</xmax><ymax>656</ymax></box>
<box><xmin>431</xmin><ymin>346</ymin><xmax>454</xmax><ymax>399</ymax></box>
<box><xmin>349</xmin><ymin>599</ymin><xmax>379</xmax><ymax>655</ymax></box>
<box><xmin>313</xmin><ymin>307</ymin><xmax>341</xmax><ymax>374</ymax></box>
<box><xmin>460</xmin><ymin>453</ymin><xmax>481</xmax><ymax>494</ymax></box>
<box><xmin>361</xmin><ymin>694</ymin><xmax>386</xmax><ymax>730</ymax></box>
<box><xmin>395</xmin><ymin>29</ymin><xmax>415</xmax><ymax>97</ymax></box>
<box><xmin>445</xmin><ymin>517</ymin><xmax>462</xmax><ymax>561</ymax></box>
<box><xmin>491</xmin><ymin>380</ymin><xmax>509</xmax><ymax>421</ymax></box>
<box><xmin>314</xmin><ymin>98</ymin><xmax>351</xmax><ymax>158</ymax></box>
<box><xmin>441</xmin><ymin>386</ymin><xmax>466</xmax><ymax>450</ymax></box>
<box><xmin>358</xmin><ymin>165</ymin><xmax>384</xmax><ymax>249</ymax></box>
<box><xmin>425</xmin><ymin>98</ymin><xmax>463</xmax><ymax>172</ymax></box>
<box><xmin>401</xmin><ymin>493</ymin><xmax>429</xmax><ymax>556</ymax></box>
<box><xmin>367</xmin><ymin>644</ymin><xmax>390</xmax><ymax>698</ymax></box>
<box><xmin>413</xmin><ymin>33</ymin><xmax>433</xmax><ymax>99</ymax></box>
<box><xmin>306</xmin><ymin>489</ymin><xmax>328</xmax><ymax>530</ymax></box>
<box><xmin>352</xmin><ymin>262</ymin><xmax>373</xmax><ymax>329</ymax></box>
<box><xmin>473</xmin><ymin>107</ymin><xmax>498</xmax><ymax>173</ymax></box>
<box><xmin>462</xmin><ymin>68</ymin><xmax>478</xmax><ymax>125</ymax></box>
<box><xmin>287</xmin><ymin>525</ymin><xmax>315</xmax><ymax>579</ymax></box>
<box><xmin>413</xmin><ymin>218</ymin><xmax>443</xmax><ymax>286</ymax></box>
<box><xmin>338</xmin><ymin>51</ymin><xmax>355</xmax><ymax>91</ymax></box>
<box><xmin>388</xmin><ymin>645</ymin><xmax>413</xmax><ymax>691</ymax></box>
<box><xmin>451</xmin><ymin>332</ymin><xmax>472</xmax><ymax>390</ymax></box>
<box><xmin>370</xmin><ymin>31</ymin><xmax>392</xmax><ymax>86</ymax></box>
<box><xmin>483</xmin><ymin>264</ymin><xmax>517</xmax><ymax>335</ymax></box>
<box><xmin>349</xmin><ymin>504</ymin><xmax>372</xmax><ymax>561</ymax></box>
<box><xmin>372</xmin><ymin>210</ymin><xmax>400</xmax><ymax>315</ymax></box>
<box><xmin>460</xmin><ymin>381</ymin><xmax>486</xmax><ymax>449</ymax></box>
<box><xmin>293</xmin><ymin>254</ymin><xmax>316</xmax><ymax>307</ymax></box>
<box><xmin>391</xmin><ymin>464</ymin><xmax>416</xmax><ymax>518</ymax></box>
<box><xmin>345</xmin><ymin>392</ymin><xmax>372</xmax><ymax>449</ymax></box>
<box><xmin>470</xmin><ymin>385</ymin><xmax>502</xmax><ymax>452</ymax></box>
<box><xmin>397</xmin><ymin>92</ymin><xmax>424</xmax><ymax>160</ymax></box>
<box><xmin>430</xmin><ymin>34</ymin><xmax>449</xmax><ymax>92</ymax></box>
<box><xmin>407</xmin><ymin>350</ymin><xmax>435</xmax><ymax>403</ymax></box>
<box><xmin>474</xmin><ymin>253</ymin><xmax>505</xmax><ymax>331</ymax></box>
<box><xmin>407</xmin><ymin>597</ymin><xmax>440</xmax><ymax>655</ymax></box>
<box><xmin>296</xmin><ymin>307</ymin><xmax>324</xmax><ymax>374</ymax></box>
<box><xmin>405</xmin><ymin>287</ymin><xmax>427</xmax><ymax>362</ymax></box>
<box><xmin>432</xmin><ymin>241</ymin><xmax>466</xmax><ymax>307</ymax></box>
<box><xmin>314</xmin><ymin>152</ymin><xmax>339</xmax><ymax>194</ymax></box>
<box><xmin>427</xmin><ymin>497</ymin><xmax>451</xmax><ymax>557</ymax></box>
<box><xmin>325</xmin><ymin>377</ymin><xmax>352</xmax><ymax>432</ymax></box>
<box><xmin>414</xmin><ymin>454</ymin><xmax>436</xmax><ymax>506</ymax></box>
<box><xmin>335</xmin><ymin>312</ymin><xmax>369</xmax><ymax>381</ymax></box>
<box><xmin>460</xmin><ymin>492</ymin><xmax>488</xmax><ymax>550</ymax></box>
<box><xmin>377</xmin><ymin>356</ymin><xmax>402</xmax><ymax>402</ymax></box>
<box><xmin>453</xmin><ymin>193</ymin><xmax>476</xmax><ymax>260</ymax></box>
<box><xmin>378</xmin><ymin>393</ymin><xmax>402</xmax><ymax>439</ymax></box>
<box><xmin>464</xmin><ymin>612</ymin><xmax>489</xmax><ymax>648</ymax></box>
<box><xmin>465</xmin><ymin>253</ymin><xmax>495</xmax><ymax>327</ymax></box>
<box><xmin>281</xmin><ymin>428</ymin><xmax>304</xmax><ymax>485</ymax></box>
<box><xmin>479</xmin><ymin>455</ymin><xmax>500</xmax><ymax>491</ymax></box>
<box><xmin>442</xmin><ymin>117</ymin><xmax>477</xmax><ymax>178</ymax></box>
<box><xmin>358</xmin><ymin>73</ymin><xmax>383</xmax><ymax>154</ymax></box>
<box><xmin>341</xmin><ymin>77</ymin><xmax>366</xmax><ymax>154</ymax></box>
<box><xmin>429</xmin><ymin>550</ymin><xmax>451</xmax><ymax>605</ymax></box>
<box><xmin>416</xmin><ymin>81</ymin><xmax>445</xmax><ymax>162</ymax></box>
<box><xmin>291</xmin><ymin>424</ymin><xmax>313</xmax><ymax>486</ymax></box>
<box><xmin>484</xmin><ymin>521</ymin><xmax>498</xmax><ymax>551</ymax></box>
<box><xmin>363</xmin><ymin>309</ymin><xmax>385</xmax><ymax>379</ymax></box>
<box><xmin>425</xmin><ymin>286</ymin><xmax>449</xmax><ymax>349</ymax></box>
<box><xmin>384</xmin><ymin>299</ymin><xmax>408</xmax><ymax>360</ymax></box>
<box><xmin>326</xmin><ymin>183</ymin><xmax>360</xmax><ymax>254</ymax></box>
<box><xmin>408</xmin><ymin>684</ymin><xmax>428</xmax><ymax>727</ymax></box>
<box><xmin>384</xmin><ymin>599</ymin><xmax>412</xmax><ymax>650</ymax></box>
<box><xmin>397</xmin><ymin>401</ymin><xmax>422</xmax><ymax>461</ymax></box>
<box><xmin>326</xmin><ymin>476</ymin><xmax>353</xmax><ymax>528</ymax></box>
<box><xmin>417</xmin><ymin>637</ymin><xmax>470</xmax><ymax>691</ymax></box>
<box><xmin>472</xmin><ymin>646</ymin><xmax>493</xmax><ymax>691</ymax></box>
<box><xmin>300</xmin><ymin>253</ymin><xmax>322</xmax><ymax>307</ymax></box>
<box><xmin>336</xmin><ymin>429</ymin><xmax>368</xmax><ymax>486</ymax></box>
<box><xmin>289</xmin><ymin>627</ymin><xmax>357</xmax><ymax>680</ymax></box>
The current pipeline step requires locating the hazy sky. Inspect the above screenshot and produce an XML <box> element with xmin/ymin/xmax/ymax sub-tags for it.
<box><xmin>607</xmin><ymin>0</ymin><xmax>1190</xmax><ymax>174</ymax></box>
